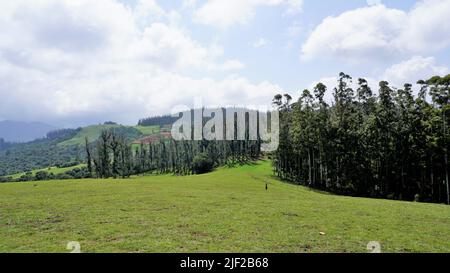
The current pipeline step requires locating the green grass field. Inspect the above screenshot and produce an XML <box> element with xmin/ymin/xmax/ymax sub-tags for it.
<box><xmin>0</xmin><ymin>161</ymin><xmax>449</xmax><ymax>253</ymax></box>
<box><xmin>58</xmin><ymin>125</ymin><xmax>120</xmax><ymax>147</ymax></box>
<box><xmin>134</xmin><ymin>125</ymin><xmax>160</xmax><ymax>136</ymax></box>
<box><xmin>6</xmin><ymin>164</ymin><xmax>86</xmax><ymax>179</ymax></box>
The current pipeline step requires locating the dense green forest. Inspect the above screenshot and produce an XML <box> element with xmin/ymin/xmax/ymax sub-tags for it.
<box><xmin>0</xmin><ymin>129</ymin><xmax>82</xmax><ymax>177</ymax></box>
<box><xmin>0</xmin><ymin>126</ymin><xmax>146</xmax><ymax>178</ymax></box>
<box><xmin>273</xmin><ymin>73</ymin><xmax>450</xmax><ymax>205</ymax></box>
<box><xmin>87</xmin><ymin>123</ymin><xmax>262</xmax><ymax>178</ymax></box>
<box><xmin>138</xmin><ymin>115</ymin><xmax>179</xmax><ymax>127</ymax></box>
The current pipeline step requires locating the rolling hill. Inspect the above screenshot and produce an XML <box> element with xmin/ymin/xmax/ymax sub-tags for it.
<box><xmin>0</xmin><ymin>123</ymin><xmax>162</xmax><ymax>176</ymax></box>
<box><xmin>0</xmin><ymin>131</ymin><xmax>81</xmax><ymax>176</ymax></box>
<box><xmin>0</xmin><ymin>161</ymin><xmax>449</xmax><ymax>253</ymax></box>
<box><xmin>57</xmin><ymin>124</ymin><xmax>160</xmax><ymax>147</ymax></box>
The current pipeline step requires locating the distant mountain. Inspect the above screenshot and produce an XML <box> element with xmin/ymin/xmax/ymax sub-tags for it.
<box><xmin>0</xmin><ymin>120</ymin><xmax>58</xmax><ymax>143</ymax></box>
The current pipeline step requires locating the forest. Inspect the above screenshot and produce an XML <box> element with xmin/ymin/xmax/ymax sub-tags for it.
<box><xmin>0</xmin><ymin>128</ymin><xmax>82</xmax><ymax>177</ymax></box>
<box><xmin>273</xmin><ymin>73</ymin><xmax>450</xmax><ymax>205</ymax></box>
<box><xmin>138</xmin><ymin>115</ymin><xmax>179</xmax><ymax>127</ymax></box>
<box><xmin>86</xmin><ymin>122</ymin><xmax>262</xmax><ymax>178</ymax></box>
<box><xmin>0</xmin><ymin>126</ymin><xmax>146</xmax><ymax>178</ymax></box>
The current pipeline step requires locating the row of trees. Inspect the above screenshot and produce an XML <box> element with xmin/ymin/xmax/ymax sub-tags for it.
<box><xmin>273</xmin><ymin>73</ymin><xmax>449</xmax><ymax>204</ymax></box>
<box><xmin>138</xmin><ymin>115</ymin><xmax>178</xmax><ymax>127</ymax></box>
<box><xmin>86</xmin><ymin>130</ymin><xmax>261</xmax><ymax>178</ymax></box>
<box><xmin>0</xmin><ymin>167</ymin><xmax>91</xmax><ymax>183</ymax></box>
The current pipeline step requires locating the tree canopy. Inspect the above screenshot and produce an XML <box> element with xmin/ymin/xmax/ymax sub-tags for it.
<box><xmin>273</xmin><ymin>73</ymin><xmax>450</xmax><ymax>205</ymax></box>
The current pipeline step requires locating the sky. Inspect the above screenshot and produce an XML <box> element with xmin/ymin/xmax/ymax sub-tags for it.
<box><xmin>0</xmin><ymin>0</ymin><xmax>449</xmax><ymax>127</ymax></box>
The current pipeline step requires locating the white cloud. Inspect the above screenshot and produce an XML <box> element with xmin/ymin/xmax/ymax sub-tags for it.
<box><xmin>307</xmin><ymin>56</ymin><xmax>448</xmax><ymax>104</ymax></box>
<box><xmin>182</xmin><ymin>0</ymin><xmax>198</xmax><ymax>9</ymax></box>
<box><xmin>134</xmin><ymin>0</ymin><xmax>166</xmax><ymax>21</ymax></box>
<box><xmin>131</xmin><ymin>22</ymin><xmax>227</xmax><ymax>70</ymax></box>
<box><xmin>301</xmin><ymin>5</ymin><xmax>407</xmax><ymax>61</ymax></box>
<box><xmin>382</xmin><ymin>56</ymin><xmax>449</xmax><ymax>86</ymax></box>
<box><xmin>193</xmin><ymin>0</ymin><xmax>303</xmax><ymax>29</ymax></box>
<box><xmin>396</xmin><ymin>0</ymin><xmax>450</xmax><ymax>53</ymax></box>
<box><xmin>221</xmin><ymin>60</ymin><xmax>246</xmax><ymax>70</ymax></box>
<box><xmin>0</xmin><ymin>0</ymin><xmax>279</xmax><ymax>126</ymax></box>
<box><xmin>0</xmin><ymin>59</ymin><xmax>278</xmax><ymax>125</ymax></box>
<box><xmin>286</xmin><ymin>21</ymin><xmax>302</xmax><ymax>38</ymax></box>
<box><xmin>301</xmin><ymin>0</ymin><xmax>450</xmax><ymax>61</ymax></box>
<box><xmin>252</xmin><ymin>38</ymin><xmax>268</xmax><ymax>48</ymax></box>
<box><xmin>285</xmin><ymin>0</ymin><xmax>303</xmax><ymax>15</ymax></box>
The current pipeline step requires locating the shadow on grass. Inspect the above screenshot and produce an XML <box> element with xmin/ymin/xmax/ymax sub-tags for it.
<box><xmin>268</xmin><ymin>173</ymin><xmax>335</xmax><ymax>196</ymax></box>
<box><xmin>224</xmin><ymin>158</ymin><xmax>267</xmax><ymax>169</ymax></box>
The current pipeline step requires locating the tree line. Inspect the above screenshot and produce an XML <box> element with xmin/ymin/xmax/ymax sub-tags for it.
<box><xmin>138</xmin><ymin>115</ymin><xmax>179</xmax><ymax>127</ymax></box>
<box><xmin>86</xmin><ymin>130</ymin><xmax>261</xmax><ymax>178</ymax></box>
<box><xmin>273</xmin><ymin>73</ymin><xmax>449</xmax><ymax>205</ymax></box>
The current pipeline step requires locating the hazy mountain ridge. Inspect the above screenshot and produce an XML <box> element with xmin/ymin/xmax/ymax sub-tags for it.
<box><xmin>0</xmin><ymin>120</ymin><xmax>58</xmax><ymax>143</ymax></box>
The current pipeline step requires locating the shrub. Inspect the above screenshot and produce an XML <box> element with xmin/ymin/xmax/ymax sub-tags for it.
<box><xmin>65</xmin><ymin>167</ymin><xmax>91</xmax><ymax>179</ymax></box>
<box><xmin>35</xmin><ymin>171</ymin><xmax>50</xmax><ymax>181</ymax></box>
<box><xmin>18</xmin><ymin>173</ymin><xmax>34</xmax><ymax>182</ymax></box>
<box><xmin>55</xmin><ymin>162</ymin><xmax>80</xmax><ymax>168</ymax></box>
<box><xmin>0</xmin><ymin>177</ymin><xmax>13</xmax><ymax>183</ymax></box>
<box><xmin>55</xmin><ymin>174</ymin><xmax>73</xmax><ymax>180</ymax></box>
<box><xmin>192</xmin><ymin>153</ymin><xmax>214</xmax><ymax>174</ymax></box>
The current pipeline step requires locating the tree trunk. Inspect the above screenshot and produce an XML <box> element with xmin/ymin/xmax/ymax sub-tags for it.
<box><xmin>308</xmin><ymin>149</ymin><xmax>312</xmax><ymax>186</ymax></box>
<box><xmin>445</xmin><ymin>152</ymin><xmax>449</xmax><ymax>205</ymax></box>
<box><xmin>444</xmin><ymin>111</ymin><xmax>449</xmax><ymax>205</ymax></box>
<box><xmin>430</xmin><ymin>157</ymin><xmax>434</xmax><ymax>202</ymax></box>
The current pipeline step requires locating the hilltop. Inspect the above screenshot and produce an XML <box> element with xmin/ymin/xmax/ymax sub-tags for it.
<box><xmin>57</xmin><ymin>124</ymin><xmax>160</xmax><ymax>147</ymax></box>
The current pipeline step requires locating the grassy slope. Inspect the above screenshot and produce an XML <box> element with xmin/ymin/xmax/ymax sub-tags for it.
<box><xmin>58</xmin><ymin>125</ymin><xmax>120</xmax><ymax>147</ymax></box>
<box><xmin>0</xmin><ymin>161</ymin><xmax>449</xmax><ymax>253</ymax></box>
<box><xmin>7</xmin><ymin>164</ymin><xmax>86</xmax><ymax>179</ymax></box>
<box><xmin>134</xmin><ymin>125</ymin><xmax>160</xmax><ymax>136</ymax></box>
<box><xmin>57</xmin><ymin>125</ymin><xmax>159</xmax><ymax>147</ymax></box>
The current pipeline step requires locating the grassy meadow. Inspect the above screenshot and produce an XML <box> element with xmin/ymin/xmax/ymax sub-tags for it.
<box><xmin>0</xmin><ymin>161</ymin><xmax>449</xmax><ymax>253</ymax></box>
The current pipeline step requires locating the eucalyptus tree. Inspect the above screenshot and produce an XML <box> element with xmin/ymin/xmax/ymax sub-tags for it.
<box><xmin>273</xmin><ymin>72</ymin><xmax>450</xmax><ymax>204</ymax></box>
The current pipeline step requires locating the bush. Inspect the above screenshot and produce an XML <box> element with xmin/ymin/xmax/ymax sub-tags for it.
<box><xmin>192</xmin><ymin>153</ymin><xmax>214</xmax><ymax>174</ymax></box>
<box><xmin>55</xmin><ymin>162</ymin><xmax>80</xmax><ymax>168</ymax></box>
<box><xmin>0</xmin><ymin>177</ymin><xmax>13</xmax><ymax>183</ymax></box>
<box><xmin>65</xmin><ymin>167</ymin><xmax>91</xmax><ymax>179</ymax></box>
<box><xmin>18</xmin><ymin>173</ymin><xmax>34</xmax><ymax>182</ymax></box>
<box><xmin>55</xmin><ymin>174</ymin><xmax>74</xmax><ymax>180</ymax></box>
<box><xmin>35</xmin><ymin>171</ymin><xmax>50</xmax><ymax>181</ymax></box>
